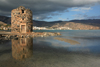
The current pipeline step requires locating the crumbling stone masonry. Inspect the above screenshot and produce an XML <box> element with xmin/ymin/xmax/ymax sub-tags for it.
<box><xmin>11</xmin><ymin>6</ymin><xmax>33</xmax><ymax>33</ymax></box>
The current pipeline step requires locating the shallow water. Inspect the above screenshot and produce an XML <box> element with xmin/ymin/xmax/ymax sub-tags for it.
<box><xmin>0</xmin><ymin>30</ymin><xmax>100</xmax><ymax>67</ymax></box>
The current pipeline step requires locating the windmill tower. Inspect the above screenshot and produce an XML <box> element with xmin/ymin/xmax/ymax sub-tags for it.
<box><xmin>11</xmin><ymin>6</ymin><xmax>33</xmax><ymax>33</ymax></box>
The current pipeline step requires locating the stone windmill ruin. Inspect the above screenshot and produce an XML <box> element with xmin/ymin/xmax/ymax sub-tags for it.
<box><xmin>11</xmin><ymin>6</ymin><xmax>33</xmax><ymax>33</ymax></box>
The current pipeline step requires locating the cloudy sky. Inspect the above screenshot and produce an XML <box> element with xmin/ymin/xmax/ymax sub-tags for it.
<box><xmin>0</xmin><ymin>0</ymin><xmax>100</xmax><ymax>21</ymax></box>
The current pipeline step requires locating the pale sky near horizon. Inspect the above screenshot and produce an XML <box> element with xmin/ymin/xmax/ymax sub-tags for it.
<box><xmin>0</xmin><ymin>0</ymin><xmax>100</xmax><ymax>21</ymax></box>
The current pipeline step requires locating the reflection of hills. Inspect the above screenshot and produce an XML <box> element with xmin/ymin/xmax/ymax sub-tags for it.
<box><xmin>0</xmin><ymin>15</ymin><xmax>100</xmax><ymax>30</ymax></box>
<box><xmin>11</xmin><ymin>38</ymin><xmax>33</xmax><ymax>60</ymax></box>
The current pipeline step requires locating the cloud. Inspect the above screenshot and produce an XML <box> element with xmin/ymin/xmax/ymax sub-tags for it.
<box><xmin>33</xmin><ymin>13</ymin><xmax>52</xmax><ymax>20</ymax></box>
<box><xmin>33</xmin><ymin>16</ymin><xmax>52</xmax><ymax>20</ymax></box>
<box><xmin>73</xmin><ymin>14</ymin><xmax>85</xmax><ymax>20</ymax></box>
<box><xmin>71</xmin><ymin>7</ymin><xmax>92</xmax><ymax>13</ymax></box>
<box><xmin>0</xmin><ymin>0</ymin><xmax>100</xmax><ymax>20</ymax></box>
<box><xmin>73</xmin><ymin>14</ymin><xmax>100</xmax><ymax>20</ymax></box>
<box><xmin>87</xmin><ymin>15</ymin><xmax>100</xmax><ymax>19</ymax></box>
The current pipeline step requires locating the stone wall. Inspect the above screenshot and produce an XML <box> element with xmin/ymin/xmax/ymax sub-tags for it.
<box><xmin>11</xmin><ymin>6</ymin><xmax>33</xmax><ymax>33</ymax></box>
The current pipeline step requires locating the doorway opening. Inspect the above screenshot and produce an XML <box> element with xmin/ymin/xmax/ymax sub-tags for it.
<box><xmin>20</xmin><ymin>24</ymin><xmax>26</xmax><ymax>33</ymax></box>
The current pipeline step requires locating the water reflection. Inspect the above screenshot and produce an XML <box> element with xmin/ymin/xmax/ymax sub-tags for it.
<box><xmin>11</xmin><ymin>37</ymin><xmax>33</xmax><ymax>60</ymax></box>
<box><xmin>54</xmin><ymin>37</ymin><xmax>80</xmax><ymax>45</ymax></box>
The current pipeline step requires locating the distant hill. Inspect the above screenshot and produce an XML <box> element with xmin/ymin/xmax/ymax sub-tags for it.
<box><xmin>69</xmin><ymin>19</ymin><xmax>100</xmax><ymax>27</ymax></box>
<box><xmin>0</xmin><ymin>15</ymin><xmax>100</xmax><ymax>30</ymax></box>
<box><xmin>0</xmin><ymin>16</ymin><xmax>11</xmax><ymax>24</ymax></box>
<box><xmin>53</xmin><ymin>21</ymin><xmax>100</xmax><ymax>30</ymax></box>
<box><xmin>0</xmin><ymin>21</ymin><xmax>7</xmax><ymax>25</ymax></box>
<box><xmin>33</xmin><ymin>20</ymin><xmax>62</xmax><ymax>27</ymax></box>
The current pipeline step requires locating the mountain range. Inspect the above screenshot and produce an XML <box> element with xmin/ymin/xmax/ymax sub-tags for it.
<box><xmin>0</xmin><ymin>15</ymin><xmax>100</xmax><ymax>30</ymax></box>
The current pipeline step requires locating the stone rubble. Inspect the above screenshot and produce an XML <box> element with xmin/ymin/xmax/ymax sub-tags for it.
<box><xmin>0</xmin><ymin>32</ymin><xmax>61</xmax><ymax>40</ymax></box>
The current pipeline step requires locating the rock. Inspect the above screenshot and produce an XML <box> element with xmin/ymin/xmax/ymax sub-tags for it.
<box><xmin>21</xmin><ymin>35</ymin><xmax>24</xmax><ymax>38</ymax></box>
<box><xmin>57</xmin><ymin>32</ymin><xmax>61</xmax><ymax>35</ymax></box>
<box><xmin>10</xmin><ymin>36</ymin><xmax>14</xmax><ymax>39</ymax></box>
<box><xmin>14</xmin><ymin>35</ymin><xmax>17</xmax><ymax>37</ymax></box>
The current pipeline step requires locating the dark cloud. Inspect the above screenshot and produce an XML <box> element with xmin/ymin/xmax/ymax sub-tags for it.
<box><xmin>86</xmin><ymin>15</ymin><xmax>100</xmax><ymax>19</ymax></box>
<box><xmin>81</xmin><ymin>14</ymin><xmax>100</xmax><ymax>19</ymax></box>
<box><xmin>33</xmin><ymin>14</ymin><xmax>52</xmax><ymax>20</ymax></box>
<box><xmin>73</xmin><ymin>14</ymin><xmax>100</xmax><ymax>20</ymax></box>
<box><xmin>0</xmin><ymin>0</ymin><xmax>100</xmax><ymax>20</ymax></box>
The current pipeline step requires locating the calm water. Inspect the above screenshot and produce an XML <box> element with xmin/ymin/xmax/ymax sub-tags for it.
<box><xmin>0</xmin><ymin>30</ymin><xmax>100</xmax><ymax>67</ymax></box>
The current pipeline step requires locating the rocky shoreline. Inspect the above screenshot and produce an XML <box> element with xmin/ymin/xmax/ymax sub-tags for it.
<box><xmin>0</xmin><ymin>32</ymin><xmax>61</xmax><ymax>40</ymax></box>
